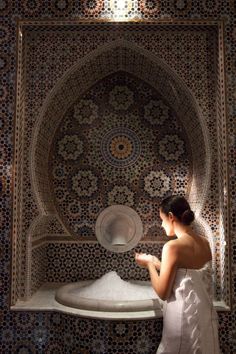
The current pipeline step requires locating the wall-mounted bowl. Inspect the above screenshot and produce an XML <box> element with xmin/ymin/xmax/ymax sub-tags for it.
<box><xmin>95</xmin><ymin>205</ymin><xmax>143</xmax><ymax>253</ymax></box>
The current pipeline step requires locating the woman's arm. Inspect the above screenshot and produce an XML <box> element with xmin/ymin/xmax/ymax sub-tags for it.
<box><xmin>148</xmin><ymin>242</ymin><xmax>178</xmax><ymax>300</ymax></box>
<box><xmin>135</xmin><ymin>242</ymin><xmax>178</xmax><ymax>300</ymax></box>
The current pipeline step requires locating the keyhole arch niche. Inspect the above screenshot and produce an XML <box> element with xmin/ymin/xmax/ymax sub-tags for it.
<box><xmin>16</xmin><ymin>39</ymin><xmax>228</xmax><ymax>307</ymax></box>
<box><xmin>31</xmin><ymin>40</ymin><xmax>213</xmax><ymax>287</ymax></box>
<box><xmin>32</xmin><ymin>40</ymin><xmax>211</xmax><ymax>217</ymax></box>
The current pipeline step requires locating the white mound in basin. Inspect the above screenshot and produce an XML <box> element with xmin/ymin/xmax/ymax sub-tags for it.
<box><xmin>55</xmin><ymin>271</ymin><xmax>163</xmax><ymax>312</ymax></box>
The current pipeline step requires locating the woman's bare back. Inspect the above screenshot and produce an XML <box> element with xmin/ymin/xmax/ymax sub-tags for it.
<box><xmin>168</xmin><ymin>233</ymin><xmax>212</xmax><ymax>269</ymax></box>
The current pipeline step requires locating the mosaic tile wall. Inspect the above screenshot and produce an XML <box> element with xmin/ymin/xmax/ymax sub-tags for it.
<box><xmin>46</xmin><ymin>242</ymin><xmax>162</xmax><ymax>282</ymax></box>
<box><xmin>50</xmin><ymin>71</ymin><xmax>192</xmax><ymax>240</ymax></box>
<box><xmin>0</xmin><ymin>1</ymin><xmax>235</xmax><ymax>353</ymax></box>
<box><xmin>31</xmin><ymin>25</ymin><xmax>212</xmax><ymax>219</ymax></box>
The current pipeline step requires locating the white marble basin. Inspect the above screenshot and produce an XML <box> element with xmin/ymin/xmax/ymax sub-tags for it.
<box><xmin>55</xmin><ymin>278</ymin><xmax>163</xmax><ymax>312</ymax></box>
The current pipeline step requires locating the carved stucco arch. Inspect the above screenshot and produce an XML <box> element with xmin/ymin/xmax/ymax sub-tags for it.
<box><xmin>30</xmin><ymin>39</ymin><xmax>211</xmax><ymax>223</ymax></box>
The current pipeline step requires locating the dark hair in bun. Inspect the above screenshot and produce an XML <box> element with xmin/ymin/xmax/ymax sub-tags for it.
<box><xmin>160</xmin><ymin>195</ymin><xmax>194</xmax><ymax>225</ymax></box>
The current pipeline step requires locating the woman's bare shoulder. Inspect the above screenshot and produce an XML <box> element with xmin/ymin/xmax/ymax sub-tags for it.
<box><xmin>199</xmin><ymin>234</ymin><xmax>211</xmax><ymax>245</ymax></box>
<box><xmin>163</xmin><ymin>240</ymin><xmax>181</xmax><ymax>255</ymax></box>
<box><xmin>162</xmin><ymin>240</ymin><xmax>180</xmax><ymax>267</ymax></box>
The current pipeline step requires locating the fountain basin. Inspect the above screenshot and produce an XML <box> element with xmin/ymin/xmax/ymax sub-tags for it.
<box><xmin>55</xmin><ymin>280</ymin><xmax>163</xmax><ymax>312</ymax></box>
<box><xmin>55</xmin><ymin>272</ymin><xmax>163</xmax><ymax>313</ymax></box>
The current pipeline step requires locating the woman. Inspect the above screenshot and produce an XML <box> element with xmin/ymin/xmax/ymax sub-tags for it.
<box><xmin>135</xmin><ymin>195</ymin><xmax>220</xmax><ymax>354</ymax></box>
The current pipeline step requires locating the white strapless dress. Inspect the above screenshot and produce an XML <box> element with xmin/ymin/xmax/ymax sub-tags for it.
<box><xmin>157</xmin><ymin>264</ymin><xmax>220</xmax><ymax>354</ymax></box>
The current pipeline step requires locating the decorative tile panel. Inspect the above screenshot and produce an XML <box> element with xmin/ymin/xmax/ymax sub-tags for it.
<box><xmin>49</xmin><ymin>71</ymin><xmax>192</xmax><ymax>240</ymax></box>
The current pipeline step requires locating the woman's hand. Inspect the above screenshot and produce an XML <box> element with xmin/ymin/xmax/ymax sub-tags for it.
<box><xmin>135</xmin><ymin>253</ymin><xmax>161</xmax><ymax>269</ymax></box>
<box><xmin>151</xmin><ymin>255</ymin><xmax>161</xmax><ymax>270</ymax></box>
